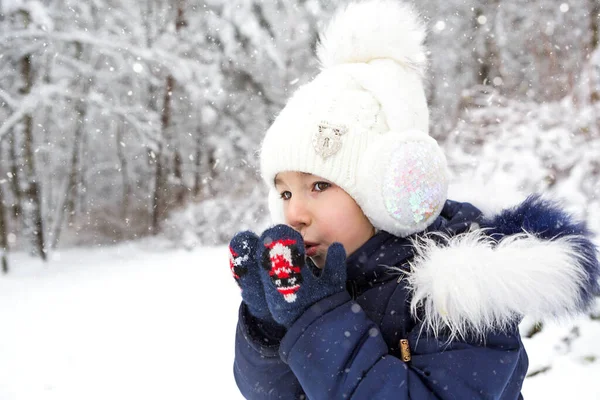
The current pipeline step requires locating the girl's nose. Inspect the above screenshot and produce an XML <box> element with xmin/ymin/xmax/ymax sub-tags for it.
<box><xmin>285</xmin><ymin>197</ymin><xmax>311</xmax><ymax>229</ymax></box>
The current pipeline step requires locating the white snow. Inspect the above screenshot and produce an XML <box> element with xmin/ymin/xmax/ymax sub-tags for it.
<box><xmin>0</xmin><ymin>243</ymin><xmax>243</xmax><ymax>400</ymax></box>
<box><xmin>1</xmin><ymin>241</ymin><xmax>598</xmax><ymax>399</ymax></box>
<box><xmin>521</xmin><ymin>314</ymin><xmax>600</xmax><ymax>399</ymax></box>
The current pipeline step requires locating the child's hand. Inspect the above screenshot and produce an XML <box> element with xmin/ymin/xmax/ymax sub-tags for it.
<box><xmin>258</xmin><ymin>224</ymin><xmax>347</xmax><ymax>327</ymax></box>
<box><xmin>229</xmin><ymin>231</ymin><xmax>273</xmax><ymax>322</ymax></box>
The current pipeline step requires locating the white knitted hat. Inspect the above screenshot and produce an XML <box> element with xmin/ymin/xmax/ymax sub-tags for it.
<box><xmin>260</xmin><ymin>0</ymin><xmax>449</xmax><ymax>238</ymax></box>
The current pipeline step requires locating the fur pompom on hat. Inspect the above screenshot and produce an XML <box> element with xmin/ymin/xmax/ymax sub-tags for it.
<box><xmin>260</xmin><ymin>0</ymin><xmax>449</xmax><ymax>238</ymax></box>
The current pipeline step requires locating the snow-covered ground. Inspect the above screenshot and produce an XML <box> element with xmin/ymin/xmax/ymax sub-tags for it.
<box><xmin>0</xmin><ymin>241</ymin><xmax>598</xmax><ymax>399</ymax></box>
<box><xmin>0</xmin><ymin>243</ymin><xmax>243</xmax><ymax>400</ymax></box>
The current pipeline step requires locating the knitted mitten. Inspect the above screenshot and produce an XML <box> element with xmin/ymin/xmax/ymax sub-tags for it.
<box><xmin>257</xmin><ymin>224</ymin><xmax>347</xmax><ymax>328</ymax></box>
<box><xmin>229</xmin><ymin>231</ymin><xmax>273</xmax><ymax>323</ymax></box>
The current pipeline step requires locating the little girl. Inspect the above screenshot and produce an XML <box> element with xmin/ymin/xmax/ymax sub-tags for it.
<box><xmin>228</xmin><ymin>1</ymin><xmax>600</xmax><ymax>399</ymax></box>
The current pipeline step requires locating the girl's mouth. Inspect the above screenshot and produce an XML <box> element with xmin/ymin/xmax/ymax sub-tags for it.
<box><xmin>305</xmin><ymin>242</ymin><xmax>318</xmax><ymax>257</ymax></box>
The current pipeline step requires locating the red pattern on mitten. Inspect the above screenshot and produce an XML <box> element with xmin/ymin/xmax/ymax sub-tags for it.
<box><xmin>264</xmin><ymin>238</ymin><xmax>303</xmax><ymax>302</ymax></box>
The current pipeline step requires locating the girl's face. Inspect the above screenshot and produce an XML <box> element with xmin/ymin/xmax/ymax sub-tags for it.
<box><xmin>274</xmin><ymin>171</ymin><xmax>375</xmax><ymax>268</ymax></box>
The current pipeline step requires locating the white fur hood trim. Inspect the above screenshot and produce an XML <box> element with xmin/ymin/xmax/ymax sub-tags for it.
<box><xmin>406</xmin><ymin>227</ymin><xmax>597</xmax><ymax>340</ymax></box>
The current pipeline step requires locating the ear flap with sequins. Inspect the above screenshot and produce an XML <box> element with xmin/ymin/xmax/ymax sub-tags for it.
<box><xmin>355</xmin><ymin>130</ymin><xmax>449</xmax><ymax>238</ymax></box>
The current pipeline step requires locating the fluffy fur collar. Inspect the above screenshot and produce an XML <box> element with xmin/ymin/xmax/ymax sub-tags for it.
<box><xmin>406</xmin><ymin>195</ymin><xmax>600</xmax><ymax>340</ymax></box>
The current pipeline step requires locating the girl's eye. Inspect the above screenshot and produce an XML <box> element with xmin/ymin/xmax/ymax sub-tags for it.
<box><xmin>280</xmin><ymin>191</ymin><xmax>292</xmax><ymax>200</ymax></box>
<box><xmin>313</xmin><ymin>182</ymin><xmax>330</xmax><ymax>192</ymax></box>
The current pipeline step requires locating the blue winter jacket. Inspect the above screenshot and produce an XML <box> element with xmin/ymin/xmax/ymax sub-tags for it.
<box><xmin>234</xmin><ymin>197</ymin><xmax>600</xmax><ymax>399</ymax></box>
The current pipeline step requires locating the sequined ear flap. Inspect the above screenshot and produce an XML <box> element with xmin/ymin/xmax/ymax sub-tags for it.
<box><xmin>356</xmin><ymin>131</ymin><xmax>449</xmax><ymax>238</ymax></box>
<box><xmin>381</xmin><ymin>140</ymin><xmax>447</xmax><ymax>225</ymax></box>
